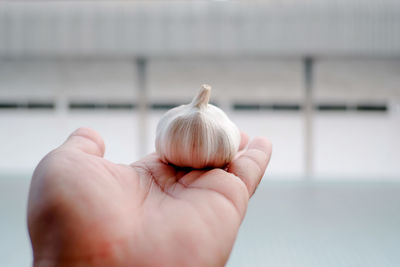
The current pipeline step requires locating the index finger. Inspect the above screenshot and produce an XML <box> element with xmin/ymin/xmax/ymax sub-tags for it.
<box><xmin>227</xmin><ymin>137</ymin><xmax>272</xmax><ymax>197</ymax></box>
<box><xmin>60</xmin><ymin>127</ymin><xmax>105</xmax><ymax>157</ymax></box>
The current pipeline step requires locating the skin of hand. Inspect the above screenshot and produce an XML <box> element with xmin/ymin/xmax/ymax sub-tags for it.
<box><xmin>27</xmin><ymin>128</ymin><xmax>272</xmax><ymax>267</ymax></box>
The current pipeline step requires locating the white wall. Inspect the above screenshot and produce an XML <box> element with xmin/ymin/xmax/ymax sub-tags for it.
<box><xmin>148</xmin><ymin>59</ymin><xmax>303</xmax><ymax>103</ymax></box>
<box><xmin>1</xmin><ymin>59</ymin><xmax>400</xmax><ymax>179</ymax></box>
<box><xmin>0</xmin><ymin>111</ymin><xmax>140</xmax><ymax>173</ymax></box>
<box><xmin>314</xmin><ymin>112</ymin><xmax>400</xmax><ymax>178</ymax></box>
<box><xmin>315</xmin><ymin>59</ymin><xmax>400</xmax><ymax>102</ymax></box>
<box><xmin>2</xmin><ymin>109</ymin><xmax>399</xmax><ymax>178</ymax></box>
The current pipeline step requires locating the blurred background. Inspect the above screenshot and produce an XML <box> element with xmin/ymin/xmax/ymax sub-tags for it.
<box><xmin>0</xmin><ymin>1</ymin><xmax>400</xmax><ymax>266</ymax></box>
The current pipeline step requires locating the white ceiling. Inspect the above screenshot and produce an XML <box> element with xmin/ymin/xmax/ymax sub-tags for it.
<box><xmin>0</xmin><ymin>1</ymin><xmax>399</xmax><ymax>57</ymax></box>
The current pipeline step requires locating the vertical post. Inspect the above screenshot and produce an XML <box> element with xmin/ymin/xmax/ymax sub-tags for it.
<box><xmin>57</xmin><ymin>60</ymin><xmax>69</xmax><ymax>117</ymax></box>
<box><xmin>56</xmin><ymin>92</ymin><xmax>68</xmax><ymax>117</ymax></box>
<box><xmin>136</xmin><ymin>57</ymin><xmax>148</xmax><ymax>157</ymax></box>
<box><xmin>304</xmin><ymin>57</ymin><xmax>313</xmax><ymax>178</ymax></box>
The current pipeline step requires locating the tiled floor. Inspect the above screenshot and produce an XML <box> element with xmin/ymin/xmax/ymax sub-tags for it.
<box><xmin>228</xmin><ymin>180</ymin><xmax>400</xmax><ymax>267</ymax></box>
<box><xmin>1</xmin><ymin>176</ymin><xmax>400</xmax><ymax>267</ymax></box>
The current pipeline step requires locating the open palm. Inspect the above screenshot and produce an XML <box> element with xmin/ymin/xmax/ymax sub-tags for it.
<box><xmin>28</xmin><ymin>128</ymin><xmax>271</xmax><ymax>267</ymax></box>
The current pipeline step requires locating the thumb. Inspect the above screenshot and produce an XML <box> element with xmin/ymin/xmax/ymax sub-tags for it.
<box><xmin>60</xmin><ymin>127</ymin><xmax>105</xmax><ymax>157</ymax></box>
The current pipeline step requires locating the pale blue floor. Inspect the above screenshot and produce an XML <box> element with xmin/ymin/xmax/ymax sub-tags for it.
<box><xmin>228</xmin><ymin>180</ymin><xmax>400</xmax><ymax>267</ymax></box>
<box><xmin>0</xmin><ymin>174</ymin><xmax>32</xmax><ymax>267</ymax></box>
<box><xmin>1</xmin><ymin>175</ymin><xmax>400</xmax><ymax>267</ymax></box>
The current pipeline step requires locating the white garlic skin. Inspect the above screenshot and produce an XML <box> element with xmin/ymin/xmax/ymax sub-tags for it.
<box><xmin>155</xmin><ymin>85</ymin><xmax>241</xmax><ymax>169</ymax></box>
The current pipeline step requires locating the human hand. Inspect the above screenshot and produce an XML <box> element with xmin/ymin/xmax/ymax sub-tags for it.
<box><xmin>28</xmin><ymin>128</ymin><xmax>272</xmax><ymax>267</ymax></box>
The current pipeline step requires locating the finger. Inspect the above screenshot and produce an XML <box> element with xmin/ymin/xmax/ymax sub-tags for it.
<box><xmin>239</xmin><ymin>132</ymin><xmax>249</xmax><ymax>151</ymax></box>
<box><xmin>60</xmin><ymin>127</ymin><xmax>105</xmax><ymax>157</ymax></box>
<box><xmin>227</xmin><ymin>137</ymin><xmax>272</xmax><ymax>197</ymax></box>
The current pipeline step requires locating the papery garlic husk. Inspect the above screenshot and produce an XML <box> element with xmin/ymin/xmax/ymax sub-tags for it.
<box><xmin>155</xmin><ymin>84</ymin><xmax>241</xmax><ymax>169</ymax></box>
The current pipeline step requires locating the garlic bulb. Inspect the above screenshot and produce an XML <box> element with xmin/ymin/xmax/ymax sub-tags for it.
<box><xmin>155</xmin><ymin>84</ymin><xmax>241</xmax><ymax>169</ymax></box>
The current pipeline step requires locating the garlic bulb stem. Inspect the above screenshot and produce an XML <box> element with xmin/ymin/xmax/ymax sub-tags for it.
<box><xmin>191</xmin><ymin>84</ymin><xmax>211</xmax><ymax>109</ymax></box>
